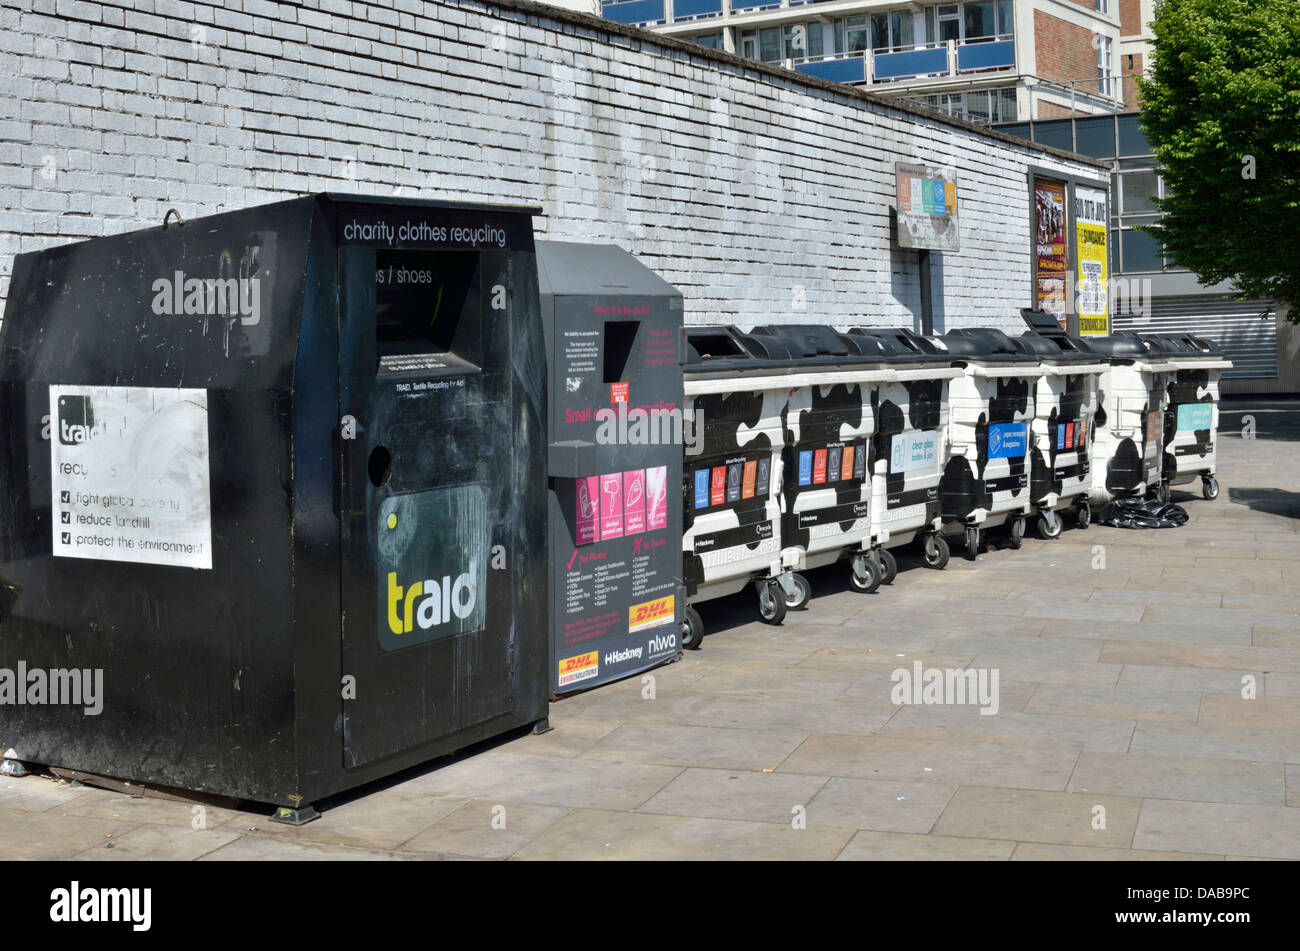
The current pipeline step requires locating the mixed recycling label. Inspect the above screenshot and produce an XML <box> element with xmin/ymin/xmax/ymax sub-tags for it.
<box><xmin>49</xmin><ymin>385</ymin><xmax>213</xmax><ymax>569</ymax></box>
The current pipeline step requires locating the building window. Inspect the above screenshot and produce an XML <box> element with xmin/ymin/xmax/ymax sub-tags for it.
<box><xmin>926</xmin><ymin>2</ymin><xmax>1014</xmax><ymax>44</ymax></box>
<box><xmin>868</xmin><ymin>11</ymin><xmax>915</xmax><ymax>51</ymax></box>
<box><xmin>836</xmin><ymin>16</ymin><xmax>869</xmax><ymax>55</ymax></box>
<box><xmin>964</xmin><ymin>1</ymin><xmax>995</xmax><ymax>41</ymax></box>
<box><xmin>1097</xmin><ymin>35</ymin><xmax>1113</xmax><ymax>95</ymax></box>
<box><xmin>1095</xmin><ymin>0</ymin><xmax>1108</xmax><ymax>12</ymax></box>
<box><xmin>693</xmin><ymin>33</ymin><xmax>721</xmax><ymax>49</ymax></box>
<box><xmin>915</xmin><ymin>87</ymin><xmax>1018</xmax><ymax>123</ymax></box>
<box><xmin>744</xmin><ymin>23</ymin><xmax>823</xmax><ymax>62</ymax></box>
<box><xmin>785</xmin><ymin>23</ymin><xmax>824</xmax><ymax>59</ymax></box>
<box><xmin>1111</xmin><ymin>160</ymin><xmax>1165</xmax><ymax>271</ymax></box>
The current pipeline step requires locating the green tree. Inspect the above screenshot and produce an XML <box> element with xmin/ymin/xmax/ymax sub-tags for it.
<box><xmin>1138</xmin><ymin>0</ymin><xmax>1300</xmax><ymax>318</ymax></box>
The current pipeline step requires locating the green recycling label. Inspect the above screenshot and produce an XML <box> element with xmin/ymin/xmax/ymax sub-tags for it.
<box><xmin>1176</xmin><ymin>403</ymin><xmax>1213</xmax><ymax>432</ymax></box>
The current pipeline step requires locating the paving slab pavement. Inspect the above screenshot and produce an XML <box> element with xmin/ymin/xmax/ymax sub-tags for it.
<box><xmin>3</xmin><ymin>400</ymin><xmax>1297</xmax><ymax>860</ymax></box>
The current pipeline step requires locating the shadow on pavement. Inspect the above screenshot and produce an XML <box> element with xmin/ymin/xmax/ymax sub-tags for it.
<box><xmin>1219</xmin><ymin>398</ymin><xmax>1300</xmax><ymax>442</ymax></box>
<box><xmin>1227</xmin><ymin>487</ymin><xmax>1300</xmax><ymax>519</ymax></box>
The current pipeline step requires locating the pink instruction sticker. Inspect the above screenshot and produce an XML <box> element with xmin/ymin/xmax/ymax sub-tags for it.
<box><xmin>600</xmin><ymin>472</ymin><xmax>623</xmax><ymax>540</ymax></box>
<box><xmin>575</xmin><ymin>476</ymin><xmax>598</xmax><ymax>545</ymax></box>
<box><xmin>646</xmin><ymin>465</ymin><xmax>668</xmax><ymax>531</ymax></box>
<box><xmin>623</xmin><ymin>469</ymin><xmax>645</xmax><ymax>535</ymax></box>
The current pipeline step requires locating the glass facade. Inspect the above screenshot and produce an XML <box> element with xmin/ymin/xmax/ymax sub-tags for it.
<box><xmin>992</xmin><ymin>114</ymin><xmax>1174</xmax><ymax>273</ymax></box>
<box><xmin>914</xmin><ymin>86</ymin><xmax>1018</xmax><ymax>123</ymax></box>
<box><xmin>743</xmin><ymin>21</ymin><xmax>825</xmax><ymax>62</ymax></box>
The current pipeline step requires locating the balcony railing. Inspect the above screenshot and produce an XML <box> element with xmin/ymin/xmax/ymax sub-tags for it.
<box><xmin>672</xmin><ymin>0</ymin><xmax>723</xmax><ymax>19</ymax></box>
<box><xmin>793</xmin><ymin>51</ymin><xmax>866</xmax><ymax>84</ymax></box>
<box><xmin>955</xmin><ymin>37</ymin><xmax>1016</xmax><ymax>72</ymax></box>
<box><xmin>873</xmin><ymin>43</ymin><xmax>949</xmax><ymax>81</ymax></box>
<box><xmin>874</xmin><ymin>34</ymin><xmax>1016</xmax><ymax>82</ymax></box>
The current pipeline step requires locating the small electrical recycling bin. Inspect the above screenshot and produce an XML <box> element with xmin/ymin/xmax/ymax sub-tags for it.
<box><xmin>1084</xmin><ymin>332</ymin><xmax>1176</xmax><ymax>506</ymax></box>
<box><xmin>1016</xmin><ymin>310</ymin><xmax>1110</xmax><ymax>538</ymax></box>
<box><xmin>847</xmin><ymin>328</ymin><xmax>963</xmax><ymax>578</ymax></box>
<box><xmin>1144</xmin><ymin>332</ymin><xmax>1232</xmax><ymax>501</ymax></box>
<box><xmin>920</xmin><ymin>328</ymin><xmax>1042</xmax><ymax>559</ymax></box>
<box><xmin>537</xmin><ymin>241</ymin><xmax>685</xmax><ymax>684</ymax></box>
<box><xmin>682</xmin><ymin>327</ymin><xmax>793</xmax><ymax>637</ymax></box>
<box><xmin>0</xmin><ymin>195</ymin><xmax>549</xmax><ymax>819</ymax></box>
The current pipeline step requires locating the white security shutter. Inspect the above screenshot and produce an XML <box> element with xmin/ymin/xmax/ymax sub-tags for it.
<box><xmin>1113</xmin><ymin>296</ymin><xmax>1276</xmax><ymax>379</ymax></box>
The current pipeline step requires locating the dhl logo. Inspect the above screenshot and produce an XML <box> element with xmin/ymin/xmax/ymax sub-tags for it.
<box><xmin>559</xmin><ymin>651</ymin><xmax>598</xmax><ymax>674</ymax></box>
<box><xmin>629</xmin><ymin>595</ymin><xmax>675</xmax><ymax>633</ymax></box>
<box><xmin>557</xmin><ymin>650</ymin><xmax>599</xmax><ymax>686</ymax></box>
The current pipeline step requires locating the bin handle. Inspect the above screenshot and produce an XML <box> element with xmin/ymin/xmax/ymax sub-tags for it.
<box><xmin>1040</xmin><ymin>364</ymin><xmax>1110</xmax><ymax>376</ymax></box>
<box><xmin>684</xmin><ymin>368</ymin><xmax>898</xmax><ymax>395</ymax></box>
<box><xmin>162</xmin><ymin>208</ymin><xmax>185</xmax><ymax>230</ymax></box>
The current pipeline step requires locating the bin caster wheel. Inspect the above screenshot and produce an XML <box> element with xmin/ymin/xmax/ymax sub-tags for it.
<box><xmin>1008</xmin><ymin>515</ymin><xmax>1025</xmax><ymax>550</ymax></box>
<box><xmin>964</xmin><ymin>526</ymin><xmax>981</xmax><ymax>561</ymax></box>
<box><xmin>849</xmin><ymin>552</ymin><xmax>882</xmax><ymax>593</ymax></box>
<box><xmin>1149</xmin><ymin>481</ymin><xmax>1171</xmax><ymax>504</ymax></box>
<box><xmin>1202</xmin><ymin>476</ymin><xmax>1219</xmax><ymax>501</ymax></box>
<box><xmin>680</xmin><ymin>605</ymin><xmax>704</xmax><ymax>650</ymax></box>
<box><xmin>757</xmin><ymin>580</ymin><xmax>787</xmax><ymax>625</ymax></box>
<box><xmin>1036</xmin><ymin>510</ymin><xmax>1062</xmax><ymax>540</ymax></box>
<box><xmin>786</xmin><ymin>573</ymin><xmax>812</xmax><ymax>610</ymax></box>
<box><xmin>1075</xmin><ymin>499</ymin><xmax>1091</xmax><ymax>529</ymax></box>
<box><xmin>923</xmin><ymin>534</ymin><xmax>950</xmax><ymax>570</ymax></box>
<box><xmin>879</xmin><ymin>548</ymin><xmax>897</xmax><ymax>585</ymax></box>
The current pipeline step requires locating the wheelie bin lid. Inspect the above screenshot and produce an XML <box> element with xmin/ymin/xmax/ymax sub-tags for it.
<box><xmin>683</xmin><ymin>324</ymin><xmax>897</xmax><ymax>393</ymax></box>
<box><xmin>1082</xmin><ymin>331</ymin><xmax>1186</xmax><ymax>373</ymax></box>
<box><xmin>906</xmin><ymin>327</ymin><xmax>1043</xmax><ymax>377</ymax></box>
<box><xmin>1136</xmin><ymin>331</ymin><xmax>1233</xmax><ymax>370</ymax></box>
<box><xmin>745</xmin><ymin>324</ymin><xmax>893</xmax><ymax>368</ymax></box>
<box><xmin>843</xmin><ymin>327</ymin><xmax>967</xmax><ymax>380</ymax></box>
<box><xmin>1014</xmin><ymin>310</ymin><xmax>1110</xmax><ymax>372</ymax></box>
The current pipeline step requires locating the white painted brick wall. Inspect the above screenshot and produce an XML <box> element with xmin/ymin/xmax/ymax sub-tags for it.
<box><xmin>0</xmin><ymin>0</ymin><xmax>1102</xmax><ymax>332</ymax></box>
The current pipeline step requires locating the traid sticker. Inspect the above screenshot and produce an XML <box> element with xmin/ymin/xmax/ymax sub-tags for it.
<box><xmin>377</xmin><ymin>486</ymin><xmax>487</xmax><ymax>651</ymax></box>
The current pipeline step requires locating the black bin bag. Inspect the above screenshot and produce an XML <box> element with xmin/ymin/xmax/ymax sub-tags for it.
<box><xmin>1096</xmin><ymin>497</ymin><xmax>1189</xmax><ymax>529</ymax></box>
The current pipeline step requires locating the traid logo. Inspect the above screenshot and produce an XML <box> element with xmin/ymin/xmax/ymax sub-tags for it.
<box><xmin>628</xmin><ymin>594</ymin><xmax>674</xmax><ymax>634</ymax></box>
<box><xmin>386</xmin><ymin>565</ymin><xmax>478</xmax><ymax>636</ymax></box>
<box><xmin>57</xmin><ymin>395</ymin><xmax>107</xmax><ymax>445</ymax></box>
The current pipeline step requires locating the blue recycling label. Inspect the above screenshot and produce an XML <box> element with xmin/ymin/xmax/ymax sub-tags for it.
<box><xmin>798</xmin><ymin>450</ymin><xmax>813</xmax><ymax>486</ymax></box>
<box><xmin>987</xmin><ymin>422</ymin><xmax>1028</xmax><ymax>459</ymax></box>
<box><xmin>694</xmin><ymin>469</ymin><xmax>710</xmax><ymax>509</ymax></box>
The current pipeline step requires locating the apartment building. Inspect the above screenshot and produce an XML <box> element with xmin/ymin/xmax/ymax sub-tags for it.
<box><xmin>597</xmin><ymin>0</ymin><xmax>1142</xmax><ymax>124</ymax></box>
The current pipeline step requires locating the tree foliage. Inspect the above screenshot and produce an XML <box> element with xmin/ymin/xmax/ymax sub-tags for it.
<box><xmin>1138</xmin><ymin>0</ymin><xmax>1300</xmax><ymax>317</ymax></box>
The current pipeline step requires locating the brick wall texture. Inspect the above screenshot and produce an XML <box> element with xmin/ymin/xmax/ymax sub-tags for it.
<box><xmin>1033</xmin><ymin>7</ymin><xmax>1102</xmax><ymax>87</ymax></box>
<box><xmin>0</xmin><ymin>0</ymin><xmax>1100</xmax><ymax>332</ymax></box>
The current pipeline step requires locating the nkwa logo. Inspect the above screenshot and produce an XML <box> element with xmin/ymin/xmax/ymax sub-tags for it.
<box><xmin>56</xmin><ymin>395</ymin><xmax>106</xmax><ymax>445</ymax></box>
